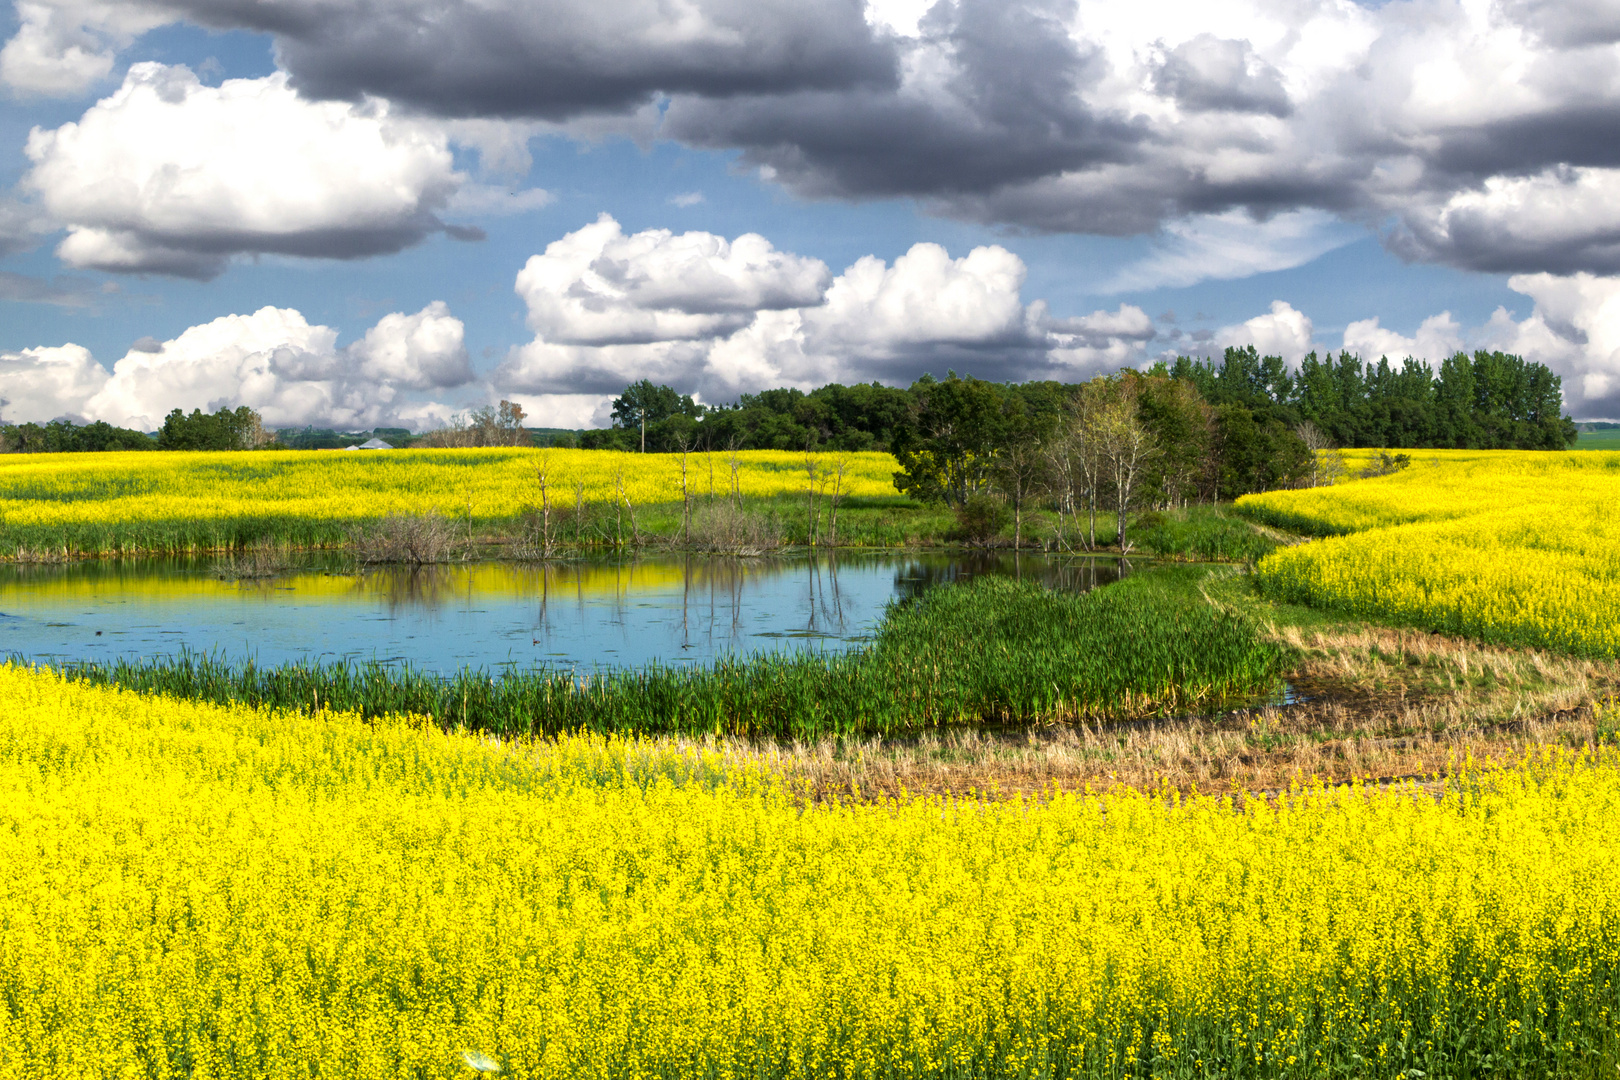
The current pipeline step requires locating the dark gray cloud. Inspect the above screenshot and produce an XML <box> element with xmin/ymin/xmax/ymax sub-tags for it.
<box><xmin>1154</xmin><ymin>35</ymin><xmax>1291</xmax><ymax>118</ymax></box>
<box><xmin>1390</xmin><ymin>216</ymin><xmax>1620</xmax><ymax>276</ymax></box>
<box><xmin>664</xmin><ymin>0</ymin><xmax>1140</xmax><ymax>200</ymax></box>
<box><xmin>1496</xmin><ymin>0</ymin><xmax>1620</xmax><ymax>47</ymax></box>
<box><xmin>163</xmin><ymin>0</ymin><xmax>895</xmax><ymax>118</ymax></box>
<box><xmin>1427</xmin><ymin>107</ymin><xmax>1620</xmax><ymax>181</ymax></box>
<box><xmin>0</xmin><ymin>197</ymin><xmax>54</xmax><ymax>258</ymax></box>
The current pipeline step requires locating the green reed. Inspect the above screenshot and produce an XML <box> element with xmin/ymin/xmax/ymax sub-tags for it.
<box><xmin>36</xmin><ymin>568</ymin><xmax>1289</xmax><ymax>738</ymax></box>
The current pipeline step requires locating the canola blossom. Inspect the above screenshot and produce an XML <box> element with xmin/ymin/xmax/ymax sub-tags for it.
<box><xmin>0</xmin><ymin>448</ymin><xmax>901</xmax><ymax>555</ymax></box>
<box><xmin>3</xmin><ymin>660</ymin><xmax>1619</xmax><ymax>1078</ymax></box>
<box><xmin>1238</xmin><ymin>450</ymin><xmax>1620</xmax><ymax>657</ymax></box>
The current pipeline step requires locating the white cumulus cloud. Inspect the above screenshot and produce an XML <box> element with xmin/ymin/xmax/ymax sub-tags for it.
<box><xmin>514</xmin><ymin>213</ymin><xmax>832</xmax><ymax>347</ymax></box>
<box><xmin>23</xmin><ymin>63</ymin><xmax>464</xmax><ymax>279</ymax></box>
<box><xmin>0</xmin><ymin>0</ymin><xmax>168</xmax><ymax>95</ymax></box>
<box><xmin>1216</xmin><ymin>301</ymin><xmax>1316</xmax><ymax>363</ymax></box>
<box><xmin>1480</xmin><ymin>273</ymin><xmax>1620</xmax><ymax>419</ymax></box>
<box><xmin>0</xmin><ymin>303</ymin><xmax>473</xmax><ymax>430</ymax></box>
<box><xmin>496</xmin><ymin>216</ymin><xmax>1158</xmax><ymax>402</ymax></box>
<box><xmin>1341</xmin><ymin>313</ymin><xmax>1465</xmax><ymax>363</ymax></box>
<box><xmin>0</xmin><ymin>343</ymin><xmax>110</xmax><ymax>423</ymax></box>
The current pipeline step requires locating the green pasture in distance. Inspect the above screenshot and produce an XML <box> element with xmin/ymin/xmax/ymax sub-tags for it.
<box><xmin>1574</xmin><ymin>428</ymin><xmax>1620</xmax><ymax>450</ymax></box>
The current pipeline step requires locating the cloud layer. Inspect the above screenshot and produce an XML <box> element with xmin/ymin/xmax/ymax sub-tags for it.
<box><xmin>0</xmin><ymin>302</ymin><xmax>473</xmax><ymax>429</ymax></box>
<box><xmin>6</xmin><ymin>0</ymin><xmax>1620</xmax><ymax>283</ymax></box>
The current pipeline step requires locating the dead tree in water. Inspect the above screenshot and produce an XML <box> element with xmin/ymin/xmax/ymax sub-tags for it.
<box><xmin>676</xmin><ymin>434</ymin><xmax>694</xmax><ymax>545</ymax></box>
<box><xmin>534</xmin><ymin>453</ymin><xmax>555</xmax><ymax>557</ymax></box>
<box><xmin>827</xmin><ymin>456</ymin><xmax>848</xmax><ymax>547</ymax></box>
<box><xmin>803</xmin><ymin>450</ymin><xmax>825</xmax><ymax>547</ymax></box>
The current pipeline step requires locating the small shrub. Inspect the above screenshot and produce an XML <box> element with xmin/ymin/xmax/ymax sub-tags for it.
<box><xmin>351</xmin><ymin>512</ymin><xmax>464</xmax><ymax>565</ymax></box>
<box><xmin>1128</xmin><ymin>505</ymin><xmax>1277</xmax><ymax>562</ymax></box>
<box><xmin>1357</xmin><ymin>451</ymin><xmax>1411</xmax><ymax>478</ymax></box>
<box><xmin>949</xmin><ymin>495</ymin><xmax>1010</xmax><ymax>546</ymax></box>
<box><xmin>686</xmin><ymin>502</ymin><xmax>784</xmax><ymax>555</ymax></box>
<box><xmin>211</xmin><ymin>546</ymin><xmax>290</xmax><ymax>580</ymax></box>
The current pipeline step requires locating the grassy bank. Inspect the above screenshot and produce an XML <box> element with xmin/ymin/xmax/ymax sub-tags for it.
<box><xmin>39</xmin><ymin>568</ymin><xmax>1289</xmax><ymax>739</ymax></box>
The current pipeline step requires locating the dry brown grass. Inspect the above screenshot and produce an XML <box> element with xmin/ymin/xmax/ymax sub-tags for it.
<box><xmin>651</xmin><ymin>625</ymin><xmax>1618</xmax><ymax>803</ymax></box>
<box><xmin>350</xmin><ymin>512</ymin><xmax>466</xmax><ymax>565</ymax></box>
<box><xmin>211</xmin><ymin>544</ymin><xmax>292</xmax><ymax>580</ymax></box>
<box><xmin>684</xmin><ymin>501</ymin><xmax>785</xmax><ymax>555</ymax></box>
<box><xmin>6</xmin><ymin>546</ymin><xmax>77</xmax><ymax>564</ymax></box>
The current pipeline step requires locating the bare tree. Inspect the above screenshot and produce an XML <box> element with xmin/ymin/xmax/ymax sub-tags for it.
<box><xmin>573</xmin><ymin>479</ymin><xmax>587</xmax><ymax>546</ymax></box>
<box><xmin>727</xmin><ymin>440</ymin><xmax>742</xmax><ymax>511</ymax></box>
<box><xmin>1096</xmin><ymin>384</ymin><xmax>1158</xmax><ymax>554</ymax></box>
<box><xmin>1296</xmin><ymin>421</ymin><xmax>1333</xmax><ymax>488</ymax></box>
<box><xmin>827</xmin><ymin>456</ymin><xmax>848</xmax><ymax>547</ymax></box>
<box><xmin>802</xmin><ymin>450</ymin><xmax>827</xmax><ymax>546</ymax></box>
<box><xmin>1047</xmin><ymin>379</ymin><xmax>1111</xmax><ymax>551</ymax></box>
<box><xmin>675</xmin><ymin>432</ymin><xmax>694</xmax><ymax>545</ymax></box>
<box><xmin>613</xmin><ymin>461</ymin><xmax>626</xmax><ymax>548</ymax></box>
<box><xmin>1044</xmin><ymin>430</ymin><xmax>1078</xmax><ymax>552</ymax></box>
<box><xmin>532</xmin><ymin>453</ymin><xmax>555</xmax><ymax>557</ymax></box>
<box><xmin>417</xmin><ymin>400</ymin><xmax>532</xmax><ymax>448</ymax></box>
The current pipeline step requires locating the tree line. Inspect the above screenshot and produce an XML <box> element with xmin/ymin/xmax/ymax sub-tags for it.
<box><xmin>1171</xmin><ymin>347</ymin><xmax>1575</xmax><ymax>451</ymax></box>
<box><xmin>577</xmin><ymin>347</ymin><xmax>1574</xmax><ymax>550</ymax></box>
<box><xmin>589</xmin><ymin>347</ymin><xmax>1576</xmax><ymax>458</ymax></box>
<box><xmin>0</xmin><ymin>401</ymin><xmax>534</xmax><ymax>453</ymax></box>
<box><xmin>0</xmin><ymin>406</ymin><xmax>274</xmax><ymax>453</ymax></box>
<box><xmin>1</xmin><ymin>346</ymin><xmax>1576</xmax><ymax>471</ymax></box>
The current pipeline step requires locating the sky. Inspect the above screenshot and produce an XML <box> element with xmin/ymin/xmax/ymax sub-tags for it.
<box><xmin>1</xmin><ymin>0</ymin><xmax>1619</xmax><ymax>431</ymax></box>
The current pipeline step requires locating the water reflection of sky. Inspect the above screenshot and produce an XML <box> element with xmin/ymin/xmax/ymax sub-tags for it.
<box><xmin>0</xmin><ymin>552</ymin><xmax>1124</xmax><ymax>674</ymax></box>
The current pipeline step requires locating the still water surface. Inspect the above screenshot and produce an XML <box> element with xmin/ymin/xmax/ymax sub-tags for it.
<box><xmin>0</xmin><ymin>552</ymin><xmax>1126</xmax><ymax>674</ymax></box>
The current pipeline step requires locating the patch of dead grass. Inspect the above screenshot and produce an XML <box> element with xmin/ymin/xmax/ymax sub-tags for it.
<box><xmin>645</xmin><ymin>625</ymin><xmax>1617</xmax><ymax>803</ymax></box>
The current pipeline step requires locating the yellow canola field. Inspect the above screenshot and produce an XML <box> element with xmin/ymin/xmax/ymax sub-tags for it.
<box><xmin>0</xmin><ymin>448</ymin><xmax>900</xmax><ymax>550</ymax></box>
<box><xmin>4</xmin><ymin>661</ymin><xmax>1620</xmax><ymax>1079</ymax></box>
<box><xmin>1238</xmin><ymin>450</ymin><xmax>1620</xmax><ymax>656</ymax></box>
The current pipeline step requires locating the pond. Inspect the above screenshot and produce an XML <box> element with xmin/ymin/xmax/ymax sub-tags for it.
<box><xmin>0</xmin><ymin>551</ymin><xmax>1129</xmax><ymax>675</ymax></box>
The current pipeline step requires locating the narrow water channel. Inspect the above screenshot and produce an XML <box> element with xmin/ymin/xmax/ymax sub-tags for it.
<box><xmin>0</xmin><ymin>551</ymin><xmax>1130</xmax><ymax>674</ymax></box>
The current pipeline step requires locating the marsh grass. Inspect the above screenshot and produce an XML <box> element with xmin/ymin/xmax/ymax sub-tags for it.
<box><xmin>1125</xmin><ymin>503</ymin><xmax>1284</xmax><ymax>562</ymax></box>
<box><xmin>47</xmin><ymin>569</ymin><xmax>1288</xmax><ymax>740</ymax></box>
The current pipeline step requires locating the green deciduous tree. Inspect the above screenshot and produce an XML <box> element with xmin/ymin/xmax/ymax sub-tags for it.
<box><xmin>157</xmin><ymin>406</ymin><xmax>272</xmax><ymax>451</ymax></box>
